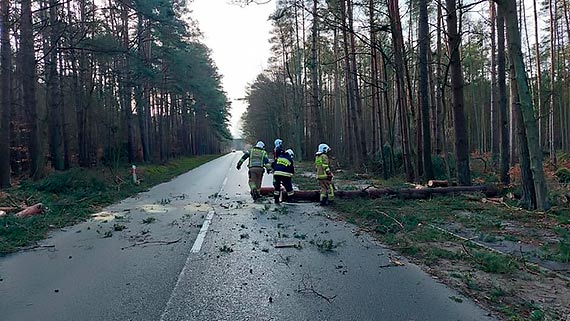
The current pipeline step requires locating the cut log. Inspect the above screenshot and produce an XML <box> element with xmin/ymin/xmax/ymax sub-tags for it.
<box><xmin>260</xmin><ymin>185</ymin><xmax>498</xmax><ymax>201</ymax></box>
<box><xmin>427</xmin><ymin>180</ymin><xmax>449</xmax><ymax>188</ymax></box>
<box><xmin>15</xmin><ymin>203</ymin><xmax>44</xmax><ymax>218</ymax></box>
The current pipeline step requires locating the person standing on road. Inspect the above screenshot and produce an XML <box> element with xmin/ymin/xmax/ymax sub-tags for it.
<box><xmin>236</xmin><ymin>141</ymin><xmax>271</xmax><ymax>200</ymax></box>
<box><xmin>272</xmin><ymin>148</ymin><xmax>296</xmax><ymax>204</ymax></box>
<box><xmin>315</xmin><ymin>143</ymin><xmax>334</xmax><ymax>206</ymax></box>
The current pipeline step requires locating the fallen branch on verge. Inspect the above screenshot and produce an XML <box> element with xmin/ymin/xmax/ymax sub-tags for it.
<box><xmin>22</xmin><ymin>244</ymin><xmax>56</xmax><ymax>251</ymax></box>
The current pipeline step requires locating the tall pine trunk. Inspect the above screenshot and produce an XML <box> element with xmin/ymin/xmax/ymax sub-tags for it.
<box><xmin>21</xmin><ymin>0</ymin><xmax>44</xmax><ymax>179</ymax></box>
<box><xmin>0</xmin><ymin>0</ymin><xmax>11</xmax><ymax>188</ymax></box>
<box><xmin>47</xmin><ymin>0</ymin><xmax>64</xmax><ymax>170</ymax></box>
<box><xmin>498</xmin><ymin>0</ymin><xmax>548</xmax><ymax>210</ymax></box>
<box><xmin>497</xmin><ymin>6</ymin><xmax>510</xmax><ymax>184</ymax></box>
<box><xmin>446</xmin><ymin>0</ymin><xmax>471</xmax><ymax>185</ymax></box>
<box><xmin>387</xmin><ymin>0</ymin><xmax>414</xmax><ymax>182</ymax></box>
<box><xmin>419</xmin><ymin>0</ymin><xmax>434</xmax><ymax>180</ymax></box>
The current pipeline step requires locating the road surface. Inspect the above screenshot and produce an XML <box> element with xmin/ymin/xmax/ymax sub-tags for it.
<box><xmin>0</xmin><ymin>153</ymin><xmax>497</xmax><ymax>321</ymax></box>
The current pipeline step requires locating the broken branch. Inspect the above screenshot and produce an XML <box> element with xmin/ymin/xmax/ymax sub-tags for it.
<box><xmin>123</xmin><ymin>237</ymin><xmax>182</xmax><ymax>249</ymax></box>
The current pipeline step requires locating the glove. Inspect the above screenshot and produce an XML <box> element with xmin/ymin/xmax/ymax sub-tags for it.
<box><xmin>236</xmin><ymin>164</ymin><xmax>241</xmax><ymax>170</ymax></box>
<box><xmin>326</xmin><ymin>173</ymin><xmax>333</xmax><ymax>181</ymax></box>
<box><xmin>266</xmin><ymin>168</ymin><xmax>272</xmax><ymax>174</ymax></box>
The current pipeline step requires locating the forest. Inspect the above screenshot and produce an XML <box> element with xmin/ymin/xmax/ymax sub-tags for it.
<box><xmin>1</xmin><ymin>0</ymin><xmax>570</xmax><ymax>212</ymax></box>
<box><xmin>239</xmin><ymin>0</ymin><xmax>570</xmax><ymax>211</ymax></box>
<box><xmin>0</xmin><ymin>0</ymin><xmax>232</xmax><ymax>188</ymax></box>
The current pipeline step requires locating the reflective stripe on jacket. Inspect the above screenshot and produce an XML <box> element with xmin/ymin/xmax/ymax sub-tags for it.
<box><xmin>273</xmin><ymin>153</ymin><xmax>294</xmax><ymax>177</ymax></box>
<box><xmin>315</xmin><ymin>154</ymin><xmax>331</xmax><ymax>179</ymax></box>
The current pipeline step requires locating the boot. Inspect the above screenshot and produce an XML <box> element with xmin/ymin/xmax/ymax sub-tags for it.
<box><xmin>285</xmin><ymin>194</ymin><xmax>297</xmax><ymax>203</ymax></box>
<box><xmin>274</xmin><ymin>194</ymin><xmax>280</xmax><ymax>204</ymax></box>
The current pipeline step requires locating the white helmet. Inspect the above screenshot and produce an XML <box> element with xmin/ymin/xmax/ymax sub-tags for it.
<box><xmin>317</xmin><ymin>143</ymin><xmax>331</xmax><ymax>154</ymax></box>
<box><xmin>255</xmin><ymin>141</ymin><xmax>265</xmax><ymax>149</ymax></box>
<box><xmin>274</xmin><ymin>139</ymin><xmax>283</xmax><ymax>148</ymax></box>
<box><xmin>285</xmin><ymin>148</ymin><xmax>294</xmax><ymax>159</ymax></box>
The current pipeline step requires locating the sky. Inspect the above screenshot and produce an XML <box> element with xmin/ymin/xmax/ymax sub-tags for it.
<box><xmin>190</xmin><ymin>0</ymin><xmax>277</xmax><ymax>138</ymax></box>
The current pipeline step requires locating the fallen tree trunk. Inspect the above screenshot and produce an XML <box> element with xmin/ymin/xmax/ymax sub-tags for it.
<box><xmin>427</xmin><ymin>180</ymin><xmax>450</xmax><ymax>188</ymax></box>
<box><xmin>260</xmin><ymin>185</ymin><xmax>498</xmax><ymax>201</ymax></box>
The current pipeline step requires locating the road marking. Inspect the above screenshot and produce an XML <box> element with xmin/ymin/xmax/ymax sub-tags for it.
<box><xmin>190</xmin><ymin>210</ymin><xmax>214</xmax><ymax>253</ymax></box>
<box><xmin>160</xmin><ymin>156</ymin><xmax>234</xmax><ymax>320</ymax></box>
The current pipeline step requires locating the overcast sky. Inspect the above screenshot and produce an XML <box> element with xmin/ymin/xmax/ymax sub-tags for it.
<box><xmin>190</xmin><ymin>0</ymin><xmax>276</xmax><ymax>138</ymax></box>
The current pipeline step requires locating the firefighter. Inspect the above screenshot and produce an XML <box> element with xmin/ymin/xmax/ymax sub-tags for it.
<box><xmin>315</xmin><ymin>143</ymin><xmax>334</xmax><ymax>206</ymax></box>
<box><xmin>272</xmin><ymin>148</ymin><xmax>295</xmax><ymax>204</ymax></box>
<box><xmin>236</xmin><ymin>141</ymin><xmax>271</xmax><ymax>200</ymax></box>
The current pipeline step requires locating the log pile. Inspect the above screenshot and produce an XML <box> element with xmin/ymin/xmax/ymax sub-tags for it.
<box><xmin>260</xmin><ymin>185</ymin><xmax>498</xmax><ymax>202</ymax></box>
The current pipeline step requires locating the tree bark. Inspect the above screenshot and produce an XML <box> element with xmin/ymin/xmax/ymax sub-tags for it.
<box><xmin>47</xmin><ymin>0</ymin><xmax>64</xmax><ymax>170</ymax></box>
<box><xmin>446</xmin><ymin>0</ymin><xmax>472</xmax><ymax>185</ymax></box>
<box><xmin>549</xmin><ymin>0</ymin><xmax>557</xmax><ymax>165</ymax></box>
<box><xmin>21</xmin><ymin>0</ymin><xmax>44</xmax><ymax>179</ymax></box>
<box><xmin>387</xmin><ymin>0</ymin><xmax>414</xmax><ymax>182</ymax></box>
<box><xmin>0</xmin><ymin>0</ymin><xmax>11</xmax><ymax>188</ymax></box>
<box><xmin>419</xmin><ymin>0</ymin><xmax>434</xmax><ymax>180</ymax></box>
<box><xmin>496</xmin><ymin>6</ymin><xmax>510</xmax><ymax>184</ymax></box>
<box><xmin>497</xmin><ymin>0</ymin><xmax>548</xmax><ymax>210</ymax></box>
<box><xmin>490</xmin><ymin>0</ymin><xmax>500</xmax><ymax>165</ymax></box>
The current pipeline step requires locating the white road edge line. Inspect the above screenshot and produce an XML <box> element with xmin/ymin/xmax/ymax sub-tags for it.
<box><xmin>190</xmin><ymin>209</ymin><xmax>215</xmax><ymax>253</ymax></box>
<box><xmin>160</xmin><ymin>156</ymin><xmax>234</xmax><ymax>321</ymax></box>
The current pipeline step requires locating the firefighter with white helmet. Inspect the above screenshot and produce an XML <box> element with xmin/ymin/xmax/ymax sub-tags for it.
<box><xmin>236</xmin><ymin>141</ymin><xmax>271</xmax><ymax>200</ymax></box>
<box><xmin>272</xmin><ymin>148</ymin><xmax>296</xmax><ymax>204</ymax></box>
<box><xmin>315</xmin><ymin>143</ymin><xmax>334</xmax><ymax>205</ymax></box>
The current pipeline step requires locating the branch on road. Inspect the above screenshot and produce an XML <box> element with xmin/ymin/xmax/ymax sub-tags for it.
<box><xmin>296</xmin><ymin>274</ymin><xmax>337</xmax><ymax>303</ymax></box>
<box><xmin>123</xmin><ymin>237</ymin><xmax>182</xmax><ymax>249</ymax></box>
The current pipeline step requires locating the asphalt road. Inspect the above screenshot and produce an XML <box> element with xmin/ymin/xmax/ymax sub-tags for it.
<box><xmin>0</xmin><ymin>153</ymin><xmax>497</xmax><ymax>321</ymax></box>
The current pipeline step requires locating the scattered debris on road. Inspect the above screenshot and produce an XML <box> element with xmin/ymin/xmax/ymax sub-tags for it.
<box><xmin>297</xmin><ymin>274</ymin><xmax>337</xmax><ymax>303</ymax></box>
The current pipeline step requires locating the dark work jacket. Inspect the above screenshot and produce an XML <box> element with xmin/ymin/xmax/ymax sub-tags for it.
<box><xmin>272</xmin><ymin>151</ymin><xmax>294</xmax><ymax>177</ymax></box>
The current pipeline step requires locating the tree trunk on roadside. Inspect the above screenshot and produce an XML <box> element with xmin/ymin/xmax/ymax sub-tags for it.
<box><xmin>369</xmin><ymin>0</ymin><xmax>388</xmax><ymax>179</ymax></box>
<box><xmin>490</xmin><ymin>0</ymin><xmax>500</xmax><ymax>166</ymax></box>
<box><xmin>532</xmin><ymin>0</ymin><xmax>543</xmax><ymax>150</ymax></box>
<box><xmin>549</xmin><ymin>0</ymin><xmax>557</xmax><ymax>165</ymax></box>
<box><xmin>497</xmin><ymin>0</ymin><xmax>548</xmax><ymax>210</ymax></box>
<box><xmin>347</xmin><ymin>0</ymin><xmax>367</xmax><ymax>163</ymax></box>
<box><xmin>310</xmin><ymin>0</ymin><xmax>324</xmax><ymax>153</ymax></box>
<box><xmin>511</xmin><ymin>75</ymin><xmax>536</xmax><ymax>209</ymax></box>
<box><xmin>0</xmin><ymin>0</ymin><xmax>11</xmax><ymax>188</ymax></box>
<box><xmin>21</xmin><ymin>0</ymin><xmax>44</xmax><ymax>179</ymax></box>
<box><xmin>446</xmin><ymin>0</ymin><xmax>471</xmax><ymax>185</ymax></box>
<box><xmin>136</xmin><ymin>14</ymin><xmax>152</xmax><ymax>162</ymax></box>
<box><xmin>387</xmin><ymin>0</ymin><xmax>414</xmax><ymax>182</ymax></box>
<box><xmin>419</xmin><ymin>0</ymin><xmax>434</xmax><ymax>180</ymax></box>
<box><xmin>47</xmin><ymin>0</ymin><xmax>64</xmax><ymax>170</ymax></box>
<box><xmin>496</xmin><ymin>6</ymin><xmax>510</xmax><ymax>184</ymax></box>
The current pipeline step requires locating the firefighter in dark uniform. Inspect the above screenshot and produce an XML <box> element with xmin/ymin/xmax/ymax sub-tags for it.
<box><xmin>236</xmin><ymin>141</ymin><xmax>271</xmax><ymax>200</ymax></box>
<box><xmin>272</xmin><ymin>148</ymin><xmax>295</xmax><ymax>204</ymax></box>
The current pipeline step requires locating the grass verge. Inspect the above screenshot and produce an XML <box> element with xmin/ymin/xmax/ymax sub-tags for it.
<box><xmin>0</xmin><ymin>155</ymin><xmax>219</xmax><ymax>256</ymax></box>
<box><xmin>293</xmin><ymin>161</ymin><xmax>570</xmax><ymax>320</ymax></box>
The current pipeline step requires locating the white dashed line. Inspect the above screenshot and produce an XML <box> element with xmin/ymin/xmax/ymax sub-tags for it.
<box><xmin>190</xmin><ymin>209</ymin><xmax>215</xmax><ymax>253</ymax></box>
<box><xmin>160</xmin><ymin>157</ymin><xmax>234</xmax><ymax>320</ymax></box>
